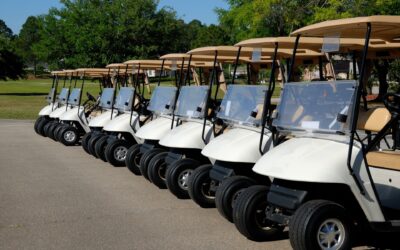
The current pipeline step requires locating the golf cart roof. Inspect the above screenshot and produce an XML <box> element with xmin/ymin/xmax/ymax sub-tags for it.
<box><xmin>187</xmin><ymin>46</ymin><xmax>271</xmax><ymax>63</ymax></box>
<box><xmin>236</xmin><ymin>36</ymin><xmax>374</xmax><ymax>53</ymax></box>
<box><xmin>74</xmin><ymin>68</ymin><xmax>110</xmax><ymax>78</ymax></box>
<box><xmin>291</xmin><ymin>15</ymin><xmax>400</xmax><ymax>41</ymax></box>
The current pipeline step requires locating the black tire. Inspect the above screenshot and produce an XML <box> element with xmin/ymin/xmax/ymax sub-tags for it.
<box><xmin>34</xmin><ymin>117</ymin><xmax>44</xmax><ymax>134</ymax></box>
<box><xmin>37</xmin><ymin>117</ymin><xmax>50</xmax><ymax>136</ymax></box>
<box><xmin>59</xmin><ymin>126</ymin><xmax>80</xmax><ymax>146</ymax></box>
<box><xmin>216</xmin><ymin>176</ymin><xmax>256</xmax><ymax>222</ymax></box>
<box><xmin>55</xmin><ymin>124</ymin><xmax>68</xmax><ymax>142</ymax></box>
<box><xmin>47</xmin><ymin>122</ymin><xmax>59</xmax><ymax>139</ymax></box>
<box><xmin>187</xmin><ymin>164</ymin><xmax>215</xmax><ymax>207</ymax></box>
<box><xmin>51</xmin><ymin>123</ymin><xmax>64</xmax><ymax>141</ymax></box>
<box><xmin>165</xmin><ymin>158</ymin><xmax>200</xmax><ymax>199</ymax></box>
<box><xmin>81</xmin><ymin>132</ymin><xmax>92</xmax><ymax>154</ymax></box>
<box><xmin>105</xmin><ymin>139</ymin><xmax>131</xmax><ymax>167</ymax></box>
<box><xmin>88</xmin><ymin>133</ymin><xmax>104</xmax><ymax>156</ymax></box>
<box><xmin>289</xmin><ymin>200</ymin><xmax>351</xmax><ymax>250</ymax></box>
<box><xmin>233</xmin><ymin>185</ymin><xmax>284</xmax><ymax>241</ymax></box>
<box><xmin>94</xmin><ymin>135</ymin><xmax>109</xmax><ymax>161</ymax></box>
<box><xmin>147</xmin><ymin>152</ymin><xmax>169</xmax><ymax>189</ymax></box>
<box><xmin>139</xmin><ymin>148</ymin><xmax>165</xmax><ymax>180</ymax></box>
<box><xmin>125</xmin><ymin>144</ymin><xmax>142</xmax><ymax>175</ymax></box>
<box><xmin>43</xmin><ymin>121</ymin><xmax>55</xmax><ymax>137</ymax></box>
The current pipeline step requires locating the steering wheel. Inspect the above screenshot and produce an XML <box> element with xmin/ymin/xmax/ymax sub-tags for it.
<box><xmin>383</xmin><ymin>93</ymin><xmax>400</xmax><ymax>114</ymax></box>
<box><xmin>86</xmin><ymin>92</ymin><xmax>96</xmax><ymax>102</ymax></box>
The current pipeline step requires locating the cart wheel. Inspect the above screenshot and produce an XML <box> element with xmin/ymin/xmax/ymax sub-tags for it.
<box><xmin>233</xmin><ymin>185</ymin><xmax>284</xmax><ymax>241</ymax></box>
<box><xmin>105</xmin><ymin>139</ymin><xmax>131</xmax><ymax>167</ymax></box>
<box><xmin>34</xmin><ymin>117</ymin><xmax>44</xmax><ymax>134</ymax></box>
<box><xmin>52</xmin><ymin>123</ymin><xmax>66</xmax><ymax>141</ymax></box>
<box><xmin>165</xmin><ymin>158</ymin><xmax>200</xmax><ymax>198</ymax></box>
<box><xmin>37</xmin><ymin>117</ymin><xmax>50</xmax><ymax>136</ymax></box>
<box><xmin>81</xmin><ymin>132</ymin><xmax>92</xmax><ymax>154</ymax></box>
<box><xmin>94</xmin><ymin>135</ymin><xmax>109</xmax><ymax>162</ymax></box>
<box><xmin>48</xmin><ymin>122</ymin><xmax>60</xmax><ymax>140</ymax></box>
<box><xmin>148</xmin><ymin>152</ymin><xmax>169</xmax><ymax>189</ymax></box>
<box><xmin>88</xmin><ymin>133</ymin><xmax>103</xmax><ymax>156</ymax></box>
<box><xmin>43</xmin><ymin>121</ymin><xmax>55</xmax><ymax>137</ymax></box>
<box><xmin>55</xmin><ymin>124</ymin><xmax>68</xmax><ymax>142</ymax></box>
<box><xmin>216</xmin><ymin>176</ymin><xmax>256</xmax><ymax>222</ymax></box>
<box><xmin>60</xmin><ymin>126</ymin><xmax>79</xmax><ymax>146</ymax></box>
<box><xmin>188</xmin><ymin>164</ymin><xmax>215</xmax><ymax>207</ymax></box>
<box><xmin>139</xmin><ymin>148</ymin><xmax>165</xmax><ymax>180</ymax></box>
<box><xmin>289</xmin><ymin>200</ymin><xmax>351</xmax><ymax>250</ymax></box>
<box><xmin>125</xmin><ymin>144</ymin><xmax>142</xmax><ymax>175</ymax></box>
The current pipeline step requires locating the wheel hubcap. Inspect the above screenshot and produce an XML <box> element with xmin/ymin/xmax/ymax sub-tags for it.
<box><xmin>178</xmin><ymin>169</ymin><xmax>193</xmax><ymax>190</ymax></box>
<box><xmin>317</xmin><ymin>219</ymin><xmax>345</xmax><ymax>250</ymax></box>
<box><xmin>200</xmin><ymin>180</ymin><xmax>216</xmax><ymax>200</ymax></box>
<box><xmin>114</xmin><ymin>146</ymin><xmax>127</xmax><ymax>161</ymax></box>
<box><xmin>158</xmin><ymin>162</ymin><xmax>167</xmax><ymax>181</ymax></box>
<box><xmin>64</xmin><ymin>131</ymin><xmax>76</xmax><ymax>142</ymax></box>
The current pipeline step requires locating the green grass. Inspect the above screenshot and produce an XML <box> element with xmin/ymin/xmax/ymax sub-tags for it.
<box><xmin>0</xmin><ymin>79</ymin><xmax>281</xmax><ymax>120</ymax></box>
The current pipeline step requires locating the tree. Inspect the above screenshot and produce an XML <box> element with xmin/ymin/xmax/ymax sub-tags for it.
<box><xmin>0</xmin><ymin>19</ymin><xmax>24</xmax><ymax>80</ymax></box>
<box><xmin>34</xmin><ymin>0</ymin><xmax>193</xmax><ymax>69</ymax></box>
<box><xmin>16</xmin><ymin>16</ymin><xmax>41</xmax><ymax>76</ymax></box>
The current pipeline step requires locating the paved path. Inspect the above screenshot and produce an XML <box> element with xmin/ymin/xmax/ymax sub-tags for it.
<box><xmin>0</xmin><ymin>120</ymin><xmax>291</xmax><ymax>250</ymax></box>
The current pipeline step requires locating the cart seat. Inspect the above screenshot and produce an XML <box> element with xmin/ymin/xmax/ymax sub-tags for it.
<box><xmin>357</xmin><ymin>107</ymin><xmax>391</xmax><ymax>132</ymax></box>
<box><xmin>366</xmin><ymin>150</ymin><xmax>400</xmax><ymax>171</ymax></box>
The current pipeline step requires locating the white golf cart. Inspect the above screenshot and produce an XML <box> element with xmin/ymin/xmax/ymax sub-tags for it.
<box><xmin>81</xmin><ymin>64</ymin><xmax>130</xmax><ymax>154</ymax></box>
<box><xmin>55</xmin><ymin>68</ymin><xmax>108</xmax><ymax>146</ymax></box>
<box><xmin>125</xmin><ymin>55</ymin><xmax>201</xmax><ymax>176</ymax></box>
<box><xmin>35</xmin><ymin>70</ymin><xmax>68</xmax><ymax>136</ymax></box>
<box><xmin>42</xmin><ymin>70</ymin><xmax>77</xmax><ymax>139</ymax></box>
<box><xmin>92</xmin><ymin>60</ymin><xmax>160</xmax><ymax>166</ymax></box>
<box><xmin>235</xmin><ymin>16</ymin><xmax>400</xmax><ymax>249</ymax></box>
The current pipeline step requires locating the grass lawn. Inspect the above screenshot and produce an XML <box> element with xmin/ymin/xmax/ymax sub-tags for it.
<box><xmin>0</xmin><ymin>78</ymin><xmax>281</xmax><ymax>120</ymax></box>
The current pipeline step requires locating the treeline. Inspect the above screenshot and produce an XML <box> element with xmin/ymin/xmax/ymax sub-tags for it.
<box><xmin>1</xmin><ymin>0</ymin><xmax>400</xmax><ymax>80</ymax></box>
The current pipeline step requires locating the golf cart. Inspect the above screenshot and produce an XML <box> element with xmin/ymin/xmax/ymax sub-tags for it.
<box><xmin>146</xmin><ymin>46</ymin><xmax>264</xmax><ymax>198</ymax></box>
<box><xmin>81</xmin><ymin>64</ymin><xmax>130</xmax><ymax>154</ymax></box>
<box><xmin>125</xmin><ymin>54</ymin><xmax>204</xmax><ymax>176</ymax></box>
<box><xmin>42</xmin><ymin>70</ymin><xmax>77</xmax><ymax>139</ymax></box>
<box><xmin>92</xmin><ymin>60</ymin><xmax>158</xmax><ymax>166</ymax></box>
<box><xmin>188</xmin><ymin>39</ymin><xmax>328</xmax><ymax>221</ymax></box>
<box><xmin>55</xmin><ymin>68</ymin><xmax>109</xmax><ymax>146</ymax></box>
<box><xmin>137</xmin><ymin>54</ymin><xmax>221</xmax><ymax>189</ymax></box>
<box><xmin>35</xmin><ymin>70</ymin><xmax>68</xmax><ymax>136</ymax></box>
<box><xmin>235</xmin><ymin>16</ymin><xmax>400</xmax><ymax>249</ymax></box>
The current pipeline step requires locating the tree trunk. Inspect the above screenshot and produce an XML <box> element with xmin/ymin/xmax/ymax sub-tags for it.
<box><xmin>374</xmin><ymin>60</ymin><xmax>389</xmax><ymax>101</ymax></box>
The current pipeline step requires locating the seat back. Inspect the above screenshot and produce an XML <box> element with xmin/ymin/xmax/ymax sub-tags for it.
<box><xmin>357</xmin><ymin>107</ymin><xmax>391</xmax><ymax>132</ymax></box>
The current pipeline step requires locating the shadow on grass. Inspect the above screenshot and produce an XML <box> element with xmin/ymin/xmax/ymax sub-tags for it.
<box><xmin>0</xmin><ymin>93</ymin><xmax>47</xmax><ymax>96</ymax></box>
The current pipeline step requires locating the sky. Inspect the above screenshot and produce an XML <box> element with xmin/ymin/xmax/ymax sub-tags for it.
<box><xmin>0</xmin><ymin>0</ymin><xmax>229</xmax><ymax>34</ymax></box>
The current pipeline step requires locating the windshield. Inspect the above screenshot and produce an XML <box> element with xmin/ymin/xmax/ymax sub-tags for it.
<box><xmin>217</xmin><ymin>85</ymin><xmax>267</xmax><ymax>127</ymax></box>
<box><xmin>273</xmin><ymin>80</ymin><xmax>356</xmax><ymax>134</ymax></box>
<box><xmin>175</xmin><ymin>86</ymin><xmax>209</xmax><ymax>119</ymax></box>
<box><xmin>46</xmin><ymin>88</ymin><xmax>56</xmax><ymax>103</ymax></box>
<box><xmin>147</xmin><ymin>86</ymin><xmax>177</xmax><ymax>115</ymax></box>
<box><xmin>114</xmin><ymin>87</ymin><xmax>134</xmax><ymax>112</ymax></box>
<box><xmin>57</xmin><ymin>88</ymin><xmax>69</xmax><ymax>104</ymax></box>
<box><xmin>68</xmin><ymin>88</ymin><xmax>81</xmax><ymax>106</ymax></box>
<box><xmin>99</xmin><ymin>88</ymin><xmax>115</xmax><ymax>109</ymax></box>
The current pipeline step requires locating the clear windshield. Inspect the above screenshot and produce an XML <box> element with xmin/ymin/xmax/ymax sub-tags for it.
<box><xmin>175</xmin><ymin>86</ymin><xmax>209</xmax><ymax>119</ymax></box>
<box><xmin>99</xmin><ymin>88</ymin><xmax>115</xmax><ymax>109</ymax></box>
<box><xmin>273</xmin><ymin>80</ymin><xmax>356</xmax><ymax>134</ymax></box>
<box><xmin>68</xmin><ymin>88</ymin><xmax>81</xmax><ymax>106</ymax></box>
<box><xmin>46</xmin><ymin>88</ymin><xmax>56</xmax><ymax>103</ymax></box>
<box><xmin>147</xmin><ymin>86</ymin><xmax>177</xmax><ymax>115</ymax></box>
<box><xmin>217</xmin><ymin>85</ymin><xmax>267</xmax><ymax>127</ymax></box>
<box><xmin>114</xmin><ymin>87</ymin><xmax>134</xmax><ymax>112</ymax></box>
<box><xmin>57</xmin><ymin>88</ymin><xmax>69</xmax><ymax>104</ymax></box>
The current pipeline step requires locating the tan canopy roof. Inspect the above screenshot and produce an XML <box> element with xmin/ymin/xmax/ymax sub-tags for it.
<box><xmin>291</xmin><ymin>15</ymin><xmax>400</xmax><ymax>40</ymax></box>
